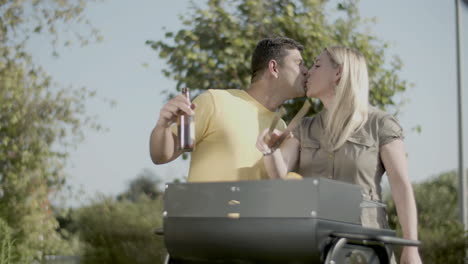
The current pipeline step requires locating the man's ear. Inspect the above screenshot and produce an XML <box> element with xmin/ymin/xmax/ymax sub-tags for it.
<box><xmin>334</xmin><ymin>65</ymin><xmax>342</xmax><ymax>85</ymax></box>
<box><xmin>268</xmin><ymin>59</ymin><xmax>279</xmax><ymax>78</ymax></box>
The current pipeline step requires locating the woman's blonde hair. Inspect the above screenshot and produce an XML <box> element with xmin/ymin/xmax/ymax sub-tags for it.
<box><xmin>324</xmin><ymin>46</ymin><xmax>369</xmax><ymax>150</ymax></box>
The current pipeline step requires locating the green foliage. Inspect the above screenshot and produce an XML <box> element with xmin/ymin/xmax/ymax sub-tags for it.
<box><xmin>59</xmin><ymin>170</ymin><xmax>169</xmax><ymax>263</ymax></box>
<box><xmin>76</xmin><ymin>197</ymin><xmax>166</xmax><ymax>264</ymax></box>
<box><xmin>385</xmin><ymin>171</ymin><xmax>468</xmax><ymax>264</ymax></box>
<box><xmin>0</xmin><ymin>0</ymin><xmax>102</xmax><ymax>58</ymax></box>
<box><xmin>0</xmin><ymin>0</ymin><xmax>101</xmax><ymax>262</ymax></box>
<box><xmin>117</xmin><ymin>169</ymin><xmax>163</xmax><ymax>202</ymax></box>
<box><xmin>147</xmin><ymin>0</ymin><xmax>409</xmax><ymax>120</ymax></box>
<box><xmin>0</xmin><ymin>56</ymin><xmax>93</xmax><ymax>264</ymax></box>
<box><xmin>0</xmin><ymin>218</ymin><xmax>14</xmax><ymax>264</ymax></box>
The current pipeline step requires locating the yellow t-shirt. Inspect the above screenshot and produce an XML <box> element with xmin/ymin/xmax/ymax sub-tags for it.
<box><xmin>176</xmin><ymin>89</ymin><xmax>286</xmax><ymax>182</ymax></box>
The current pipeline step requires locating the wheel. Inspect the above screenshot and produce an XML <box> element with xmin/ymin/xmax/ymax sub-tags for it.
<box><xmin>323</xmin><ymin>238</ymin><xmax>390</xmax><ymax>264</ymax></box>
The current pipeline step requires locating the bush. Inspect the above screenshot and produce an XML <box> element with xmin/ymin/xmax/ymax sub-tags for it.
<box><xmin>0</xmin><ymin>218</ymin><xmax>14</xmax><ymax>264</ymax></box>
<box><xmin>76</xmin><ymin>196</ymin><xmax>166</xmax><ymax>264</ymax></box>
<box><xmin>385</xmin><ymin>171</ymin><xmax>468</xmax><ymax>263</ymax></box>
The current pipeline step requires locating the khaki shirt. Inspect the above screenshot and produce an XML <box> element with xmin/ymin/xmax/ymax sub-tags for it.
<box><xmin>293</xmin><ymin>107</ymin><xmax>404</xmax><ymax>228</ymax></box>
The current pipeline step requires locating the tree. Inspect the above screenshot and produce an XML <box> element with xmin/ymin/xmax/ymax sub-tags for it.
<box><xmin>0</xmin><ymin>1</ymin><xmax>101</xmax><ymax>262</ymax></box>
<box><xmin>385</xmin><ymin>171</ymin><xmax>468</xmax><ymax>263</ymax></box>
<box><xmin>117</xmin><ymin>169</ymin><xmax>163</xmax><ymax>202</ymax></box>
<box><xmin>147</xmin><ymin>0</ymin><xmax>408</xmax><ymax>120</ymax></box>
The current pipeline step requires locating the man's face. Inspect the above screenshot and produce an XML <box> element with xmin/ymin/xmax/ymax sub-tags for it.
<box><xmin>277</xmin><ymin>49</ymin><xmax>308</xmax><ymax>98</ymax></box>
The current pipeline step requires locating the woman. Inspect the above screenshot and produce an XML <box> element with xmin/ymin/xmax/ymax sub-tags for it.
<box><xmin>257</xmin><ymin>46</ymin><xmax>422</xmax><ymax>264</ymax></box>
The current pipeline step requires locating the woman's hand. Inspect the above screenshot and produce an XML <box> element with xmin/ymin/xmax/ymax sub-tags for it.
<box><xmin>256</xmin><ymin>128</ymin><xmax>300</xmax><ymax>179</ymax></box>
<box><xmin>400</xmin><ymin>246</ymin><xmax>422</xmax><ymax>264</ymax></box>
<box><xmin>256</xmin><ymin>128</ymin><xmax>283</xmax><ymax>155</ymax></box>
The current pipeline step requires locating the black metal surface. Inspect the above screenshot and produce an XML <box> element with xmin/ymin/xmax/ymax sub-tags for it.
<box><xmin>160</xmin><ymin>178</ymin><xmax>415</xmax><ymax>263</ymax></box>
<box><xmin>164</xmin><ymin>178</ymin><xmax>362</xmax><ymax>223</ymax></box>
<box><xmin>163</xmin><ymin>217</ymin><xmax>396</xmax><ymax>263</ymax></box>
<box><xmin>331</xmin><ymin>232</ymin><xmax>421</xmax><ymax>247</ymax></box>
<box><xmin>164</xmin><ymin>218</ymin><xmax>320</xmax><ymax>263</ymax></box>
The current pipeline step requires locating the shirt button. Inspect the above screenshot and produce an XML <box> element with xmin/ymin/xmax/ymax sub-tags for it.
<box><xmin>328</xmin><ymin>154</ymin><xmax>333</xmax><ymax>159</ymax></box>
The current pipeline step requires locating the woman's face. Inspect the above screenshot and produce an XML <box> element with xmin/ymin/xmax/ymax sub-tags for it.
<box><xmin>305</xmin><ymin>51</ymin><xmax>340</xmax><ymax>99</ymax></box>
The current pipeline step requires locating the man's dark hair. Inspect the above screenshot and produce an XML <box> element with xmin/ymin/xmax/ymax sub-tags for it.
<box><xmin>250</xmin><ymin>37</ymin><xmax>304</xmax><ymax>83</ymax></box>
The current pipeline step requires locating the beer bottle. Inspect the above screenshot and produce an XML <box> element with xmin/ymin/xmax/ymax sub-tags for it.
<box><xmin>177</xmin><ymin>88</ymin><xmax>194</xmax><ymax>152</ymax></box>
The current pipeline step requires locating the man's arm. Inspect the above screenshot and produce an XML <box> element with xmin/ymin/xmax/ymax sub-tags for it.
<box><xmin>149</xmin><ymin>124</ymin><xmax>181</xmax><ymax>164</ymax></box>
<box><xmin>149</xmin><ymin>94</ymin><xmax>194</xmax><ymax>164</ymax></box>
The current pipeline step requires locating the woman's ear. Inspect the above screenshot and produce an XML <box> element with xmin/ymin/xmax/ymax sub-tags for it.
<box><xmin>334</xmin><ymin>65</ymin><xmax>342</xmax><ymax>85</ymax></box>
<box><xmin>268</xmin><ymin>59</ymin><xmax>279</xmax><ymax>78</ymax></box>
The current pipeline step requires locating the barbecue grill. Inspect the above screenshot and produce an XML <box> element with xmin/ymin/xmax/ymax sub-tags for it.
<box><xmin>157</xmin><ymin>178</ymin><xmax>420</xmax><ymax>264</ymax></box>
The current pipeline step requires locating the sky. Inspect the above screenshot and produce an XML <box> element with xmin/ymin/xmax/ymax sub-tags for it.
<box><xmin>26</xmin><ymin>0</ymin><xmax>468</xmax><ymax>207</ymax></box>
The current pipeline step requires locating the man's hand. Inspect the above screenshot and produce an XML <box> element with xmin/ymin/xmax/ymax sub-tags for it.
<box><xmin>150</xmin><ymin>94</ymin><xmax>196</xmax><ymax>165</ymax></box>
<box><xmin>157</xmin><ymin>94</ymin><xmax>195</xmax><ymax>128</ymax></box>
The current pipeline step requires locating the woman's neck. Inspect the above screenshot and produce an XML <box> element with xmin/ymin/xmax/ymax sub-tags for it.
<box><xmin>320</xmin><ymin>93</ymin><xmax>334</xmax><ymax>110</ymax></box>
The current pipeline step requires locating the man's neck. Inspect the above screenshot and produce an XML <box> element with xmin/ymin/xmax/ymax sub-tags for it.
<box><xmin>246</xmin><ymin>81</ymin><xmax>285</xmax><ymax>112</ymax></box>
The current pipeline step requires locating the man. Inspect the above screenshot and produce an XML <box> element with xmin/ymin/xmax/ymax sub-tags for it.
<box><xmin>150</xmin><ymin>37</ymin><xmax>307</xmax><ymax>182</ymax></box>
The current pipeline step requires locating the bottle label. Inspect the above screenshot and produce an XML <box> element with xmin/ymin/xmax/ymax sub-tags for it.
<box><xmin>189</xmin><ymin>119</ymin><xmax>195</xmax><ymax>143</ymax></box>
<box><xmin>178</xmin><ymin>115</ymin><xmax>194</xmax><ymax>152</ymax></box>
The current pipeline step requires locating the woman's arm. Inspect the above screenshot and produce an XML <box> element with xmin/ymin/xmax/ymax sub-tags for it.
<box><xmin>256</xmin><ymin>129</ymin><xmax>300</xmax><ymax>179</ymax></box>
<box><xmin>380</xmin><ymin>139</ymin><xmax>422</xmax><ymax>264</ymax></box>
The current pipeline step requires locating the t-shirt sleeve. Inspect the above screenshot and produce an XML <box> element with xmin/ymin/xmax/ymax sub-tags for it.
<box><xmin>192</xmin><ymin>90</ymin><xmax>215</xmax><ymax>144</ymax></box>
<box><xmin>379</xmin><ymin>114</ymin><xmax>404</xmax><ymax>146</ymax></box>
